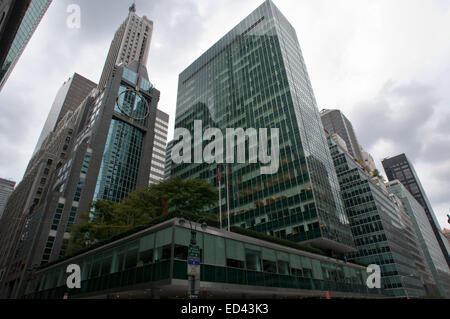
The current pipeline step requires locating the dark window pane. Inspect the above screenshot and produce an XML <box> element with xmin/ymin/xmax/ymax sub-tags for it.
<box><xmin>125</xmin><ymin>249</ymin><xmax>138</xmax><ymax>269</ymax></box>
<box><xmin>101</xmin><ymin>258</ymin><xmax>112</xmax><ymax>276</ymax></box>
<box><xmin>139</xmin><ymin>249</ymin><xmax>153</xmax><ymax>265</ymax></box>
<box><xmin>117</xmin><ymin>253</ymin><xmax>125</xmax><ymax>272</ymax></box>
<box><xmin>226</xmin><ymin>259</ymin><xmax>245</xmax><ymax>269</ymax></box>
<box><xmin>91</xmin><ymin>263</ymin><xmax>100</xmax><ymax>278</ymax></box>
<box><xmin>162</xmin><ymin>246</ymin><xmax>171</xmax><ymax>260</ymax></box>
<box><xmin>174</xmin><ymin>245</ymin><xmax>188</xmax><ymax>260</ymax></box>
<box><xmin>277</xmin><ymin>260</ymin><xmax>290</xmax><ymax>275</ymax></box>
<box><xmin>291</xmin><ymin>267</ymin><xmax>303</xmax><ymax>277</ymax></box>
<box><xmin>303</xmin><ymin>268</ymin><xmax>313</xmax><ymax>278</ymax></box>
<box><xmin>155</xmin><ymin>245</ymin><xmax>171</xmax><ymax>262</ymax></box>
<box><xmin>263</xmin><ymin>260</ymin><xmax>277</xmax><ymax>273</ymax></box>
<box><xmin>245</xmin><ymin>249</ymin><xmax>262</xmax><ymax>272</ymax></box>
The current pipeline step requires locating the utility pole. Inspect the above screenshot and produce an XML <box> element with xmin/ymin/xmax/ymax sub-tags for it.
<box><xmin>226</xmin><ymin>164</ymin><xmax>231</xmax><ymax>232</ymax></box>
<box><xmin>218</xmin><ymin>166</ymin><xmax>222</xmax><ymax>229</ymax></box>
<box><xmin>179</xmin><ymin>216</ymin><xmax>207</xmax><ymax>299</ymax></box>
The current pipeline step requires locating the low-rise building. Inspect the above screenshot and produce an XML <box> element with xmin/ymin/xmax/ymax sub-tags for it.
<box><xmin>23</xmin><ymin>217</ymin><xmax>385</xmax><ymax>299</ymax></box>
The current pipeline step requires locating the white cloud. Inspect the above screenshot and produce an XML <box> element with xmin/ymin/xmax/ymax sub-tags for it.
<box><xmin>415</xmin><ymin>160</ymin><xmax>450</xmax><ymax>229</ymax></box>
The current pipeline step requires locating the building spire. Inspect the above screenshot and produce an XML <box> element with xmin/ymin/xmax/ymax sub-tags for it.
<box><xmin>129</xmin><ymin>2</ymin><xmax>136</xmax><ymax>13</ymax></box>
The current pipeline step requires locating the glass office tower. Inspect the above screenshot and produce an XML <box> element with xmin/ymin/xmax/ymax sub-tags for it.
<box><xmin>0</xmin><ymin>0</ymin><xmax>52</xmax><ymax>91</ymax></box>
<box><xmin>386</xmin><ymin>181</ymin><xmax>450</xmax><ymax>298</ymax></box>
<box><xmin>320</xmin><ymin>109</ymin><xmax>363</xmax><ymax>163</ymax></box>
<box><xmin>0</xmin><ymin>178</ymin><xmax>15</xmax><ymax>219</ymax></box>
<box><xmin>329</xmin><ymin>140</ymin><xmax>427</xmax><ymax>298</ymax></box>
<box><xmin>173</xmin><ymin>0</ymin><xmax>354</xmax><ymax>254</ymax></box>
<box><xmin>382</xmin><ymin>154</ymin><xmax>450</xmax><ymax>268</ymax></box>
<box><xmin>31</xmin><ymin>73</ymin><xmax>97</xmax><ymax>157</ymax></box>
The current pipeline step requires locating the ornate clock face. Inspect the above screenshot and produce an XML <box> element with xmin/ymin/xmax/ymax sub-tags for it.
<box><xmin>116</xmin><ymin>88</ymin><xmax>149</xmax><ymax>120</ymax></box>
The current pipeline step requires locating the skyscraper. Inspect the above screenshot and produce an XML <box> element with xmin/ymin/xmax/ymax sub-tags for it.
<box><xmin>164</xmin><ymin>140</ymin><xmax>175</xmax><ymax>181</ymax></box>
<box><xmin>172</xmin><ymin>0</ymin><xmax>354</xmax><ymax>255</ymax></box>
<box><xmin>98</xmin><ymin>3</ymin><xmax>153</xmax><ymax>90</ymax></box>
<box><xmin>32</xmin><ymin>73</ymin><xmax>97</xmax><ymax>156</ymax></box>
<box><xmin>320</xmin><ymin>109</ymin><xmax>363</xmax><ymax>163</ymax></box>
<box><xmin>0</xmin><ymin>0</ymin><xmax>52</xmax><ymax>92</ymax></box>
<box><xmin>0</xmin><ymin>102</ymin><xmax>80</xmax><ymax>298</ymax></box>
<box><xmin>444</xmin><ymin>229</ymin><xmax>450</xmax><ymax>245</ymax></box>
<box><xmin>387</xmin><ymin>180</ymin><xmax>450</xmax><ymax>298</ymax></box>
<box><xmin>360</xmin><ymin>146</ymin><xmax>377</xmax><ymax>175</ymax></box>
<box><xmin>0</xmin><ymin>6</ymin><xmax>162</xmax><ymax>299</ymax></box>
<box><xmin>329</xmin><ymin>133</ymin><xmax>349</xmax><ymax>153</ymax></box>
<box><xmin>329</xmin><ymin>139</ymin><xmax>430</xmax><ymax>298</ymax></box>
<box><xmin>0</xmin><ymin>1</ymin><xmax>15</xmax><ymax>34</ymax></box>
<box><xmin>0</xmin><ymin>63</ymin><xmax>161</xmax><ymax>299</ymax></box>
<box><xmin>149</xmin><ymin>110</ymin><xmax>169</xmax><ymax>185</ymax></box>
<box><xmin>0</xmin><ymin>178</ymin><xmax>15</xmax><ymax>219</ymax></box>
<box><xmin>382</xmin><ymin>154</ymin><xmax>450</xmax><ymax>268</ymax></box>
<box><xmin>35</xmin><ymin>61</ymin><xmax>160</xmax><ymax>264</ymax></box>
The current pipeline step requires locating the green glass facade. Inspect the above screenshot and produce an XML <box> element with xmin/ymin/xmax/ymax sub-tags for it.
<box><xmin>30</xmin><ymin>63</ymin><xmax>159</xmax><ymax>268</ymax></box>
<box><xmin>386</xmin><ymin>181</ymin><xmax>450</xmax><ymax>298</ymax></box>
<box><xmin>24</xmin><ymin>219</ymin><xmax>383</xmax><ymax>299</ymax></box>
<box><xmin>329</xmin><ymin>140</ymin><xmax>427</xmax><ymax>298</ymax></box>
<box><xmin>0</xmin><ymin>0</ymin><xmax>52</xmax><ymax>90</ymax></box>
<box><xmin>93</xmin><ymin>69</ymin><xmax>149</xmax><ymax>204</ymax></box>
<box><xmin>172</xmin><ymin>0</ymin><xmax>354</xmax><ymax>253</ymax></box>
<box><xmin>116</xmin><ymin>82</ymin><xmax>149</xmax><ymax>125</ymax></box>
<box><xmin>93</xmin><ymin>119</ymin><xmax>144</xmax><ymax>203</ymax></box>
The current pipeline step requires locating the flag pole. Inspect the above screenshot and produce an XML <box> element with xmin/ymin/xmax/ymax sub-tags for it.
<box><xmin>226</xmin><ymin>163</ymin><xmax>231</xmax><ymax>232</ymax></box>
<box><xmin>218</xmin><ymin>166</ymin><xmax>222</xmax><ymax>229</ymax></box>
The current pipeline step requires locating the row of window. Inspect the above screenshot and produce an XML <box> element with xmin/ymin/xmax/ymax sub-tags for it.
<box><xmin>36</xmin><ymin>226</ymin><xmax>366</xmax><ymax>292</ymax></box>
<box><xmin>150</xmin><ymin>167</ymin><xmax>164</xmax><ymax>175</ymax></box>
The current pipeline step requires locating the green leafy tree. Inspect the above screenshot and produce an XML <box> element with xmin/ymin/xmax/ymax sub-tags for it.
<box><xmin>151</xmin><ymin>176</ymin><xmax>218</xmax><ymax>214</ymax></box>
<box><xmin>68</xmin><ymin>201</ymin><xmax>130</xmax><ymax>254</ymax></box>
<box><xmin>67</xmin><ymin>177</ymin><xmax>218</xmax><ymax>255</ymax></box>
<box><xmin>114</xmin><ymin>188</ymin><xmax>163</xmax><ymax>226</ymax></box>
<box><xmin>372</xmin><ymin>169</ymin><xmax>385</xmax><ymax>181</ymax></box>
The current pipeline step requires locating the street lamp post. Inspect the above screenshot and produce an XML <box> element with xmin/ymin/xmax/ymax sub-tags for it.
<box><xmin>178</xmin><ymin>215</ymin><xmax>207</xmax><ymax>299</ymax></box>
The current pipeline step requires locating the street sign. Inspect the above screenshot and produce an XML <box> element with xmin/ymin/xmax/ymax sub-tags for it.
<box><xmin>188</xmin><ymin>264</ymin><xmax>200</xmax><ymax>276</ymax></box>
<box><xmin>188</xmin><ymin>244</ymin><xmax>200</xmax><ymax>258</ymax></box>
<box><xmin>188</xmin><ymin>257</ymin><xmax>201</xmax><ymax>266</ymax></box>
<box><xmin>188</xmin><ymin>244</ymin><xmax>201</xmax><ymax>276</ymax></box>
<box><xmin>187</xmin><ymin>257</ymin><xmax>200</xmax><ymax>276</ymax></box>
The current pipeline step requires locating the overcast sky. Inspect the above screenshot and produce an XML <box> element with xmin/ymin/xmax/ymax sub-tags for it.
<box><xmin>0</xmin><ymin>0</ymin><xmax>449</xmax><ymax>229</ymax></box>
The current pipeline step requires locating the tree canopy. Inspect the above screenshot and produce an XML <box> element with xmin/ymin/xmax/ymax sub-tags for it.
<box><xmin>372</xmin><ymin>169</ymin><xmax>385</xmax><ymax>181</ymax></box>
<box><xmin>68</xmin><ymin>177</ymin><xmax>218</xmax><ymax>255</ymax></box>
